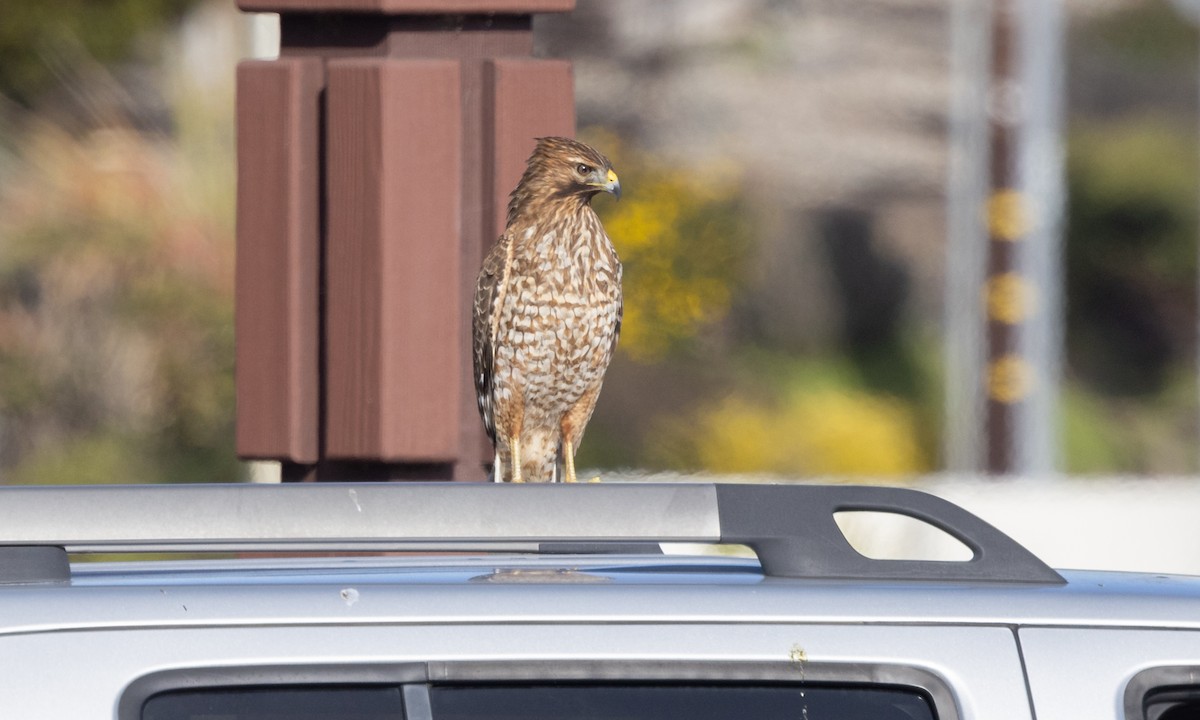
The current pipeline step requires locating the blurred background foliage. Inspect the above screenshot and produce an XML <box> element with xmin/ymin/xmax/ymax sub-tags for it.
<box><xmin>575</xmin><ymin>0</ymin><xmax>1200</xmax><ymax>476</ymax></box>
<box><xmin>1059</xmin><ymin>0</ymin><xmax>1200</xmax><ymax>473</ymax></box>
<box><xmin>0</xmin><ymin>0</ymin><xmax>235</xmax><ymax>484</ymax></box>
<box><xmin>1</xmin><ymin>0</ymin><xmax>1200</xmax><ymax>482</ymax></box>
<box><xmin>649</xmin><ymin>353</ymin><xmax>932</xmax><ymax>476</ymax></box>
<box><xmin>0</xmin><ymin>0</ymin><xmax>195</xmax><ymax>107</ymax></box>
<box><xmin>584</xmin><ymin>127</ymin><xmax>752</xmax><ymax>362</ymax></box>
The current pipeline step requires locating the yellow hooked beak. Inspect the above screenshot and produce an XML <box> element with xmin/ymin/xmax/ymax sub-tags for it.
<box><xmin>590</xmin><ymin>168</ymin><xmax>621</xmax><ymax>200</ymax></box>
<box><xmin>606</xmin><ymin>169</ymin><xmax>621</xmax><ymax>199</ymax></box>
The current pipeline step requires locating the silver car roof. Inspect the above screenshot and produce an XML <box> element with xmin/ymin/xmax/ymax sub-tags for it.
<box><xmin>2</xmin><ymin>556</ymin><xmax>1200</xmax><ymax>634</ymax></box>
<box><xmin>1</xmin><ymin>482</ymin><xmax>1198</xmax><ymax>634</ymax></box>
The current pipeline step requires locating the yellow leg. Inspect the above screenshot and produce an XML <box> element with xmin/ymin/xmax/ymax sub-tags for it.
<box><xmin>510</xmin><ymin>435</ymin><xmax>524</xmax><ymax>483</ymax></box>
<box><xmin>563</xmin><ymin>438</ymin><xmax>577</xmax><ymax>483</ymax></box>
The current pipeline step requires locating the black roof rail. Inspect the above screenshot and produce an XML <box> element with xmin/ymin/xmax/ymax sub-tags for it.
<box><xmin>714</xmin><ymin>484</ymin><xmax>1063</xmax><ymax>584</ymax></box>
<box><xmin>0</xmin><ymin>482</ymin><xmax>1065</xmax><ymax>585</ymax></box>
<box><xmin>0</xmin><ymin>546</ymin><xmax>69</xmax><ymax>585</ymax></box>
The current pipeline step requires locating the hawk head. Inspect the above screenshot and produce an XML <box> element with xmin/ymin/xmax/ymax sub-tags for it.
<box><xmin>506</xmin><ymin>137</ymin><xmax>620</xmax><ymax>226</ymax></box>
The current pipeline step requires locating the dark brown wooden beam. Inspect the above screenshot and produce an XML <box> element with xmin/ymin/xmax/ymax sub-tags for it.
<box><xmin>235</xmin><ymin>57</ymin><xmax>324</xmax><ymax>463</ymax></box>
<box><xmin>324</xmin><ymin>59</ymin><xmax>463</xmax><ymax>461</ymax></box>
<box><xmin>486</xmin><ymin>58</ymin><xmax>575</xmax><ymax>246</ymax></box>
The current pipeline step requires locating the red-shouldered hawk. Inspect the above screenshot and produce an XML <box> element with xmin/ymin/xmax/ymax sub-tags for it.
<box><xmin>472</xmin><ymin>137</ymin><xmax>622</xmax><ymax>483</ymax></box>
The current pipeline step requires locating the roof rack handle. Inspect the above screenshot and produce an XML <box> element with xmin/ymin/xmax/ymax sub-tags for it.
<box><xmin>0</xmin><ymin>482</ymin><xmax>1063</xmax><ymax>585</ymax></box>
<box><xmin>714</xmin><ymin>484</ymin><xmax>1065</xmax><ymax>584</ymax></box>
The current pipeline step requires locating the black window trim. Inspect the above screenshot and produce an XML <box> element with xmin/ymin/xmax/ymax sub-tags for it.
<box><xmin>118</xmin><ymin>663</ymin><xmax>426</xmax><ymax>720</ymax></box>
<box><xmin>120</xmin><ymin>660</ymin><xmax>958</xmax><ymax>720</ymax></box>
<box><xmin>1125</xmin><ymin>665</ymin><xmax>1200</xmax><ymax>720</ymax></box>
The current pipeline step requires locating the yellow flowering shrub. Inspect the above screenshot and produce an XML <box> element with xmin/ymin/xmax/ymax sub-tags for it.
<box><xmin>655</xmin><ymin>381</ymin><xmax>928</xmax><ymax>477</ymax></box>
<box><xmin>583</xmin><ymin>128</ymin><xmax>750</xmax><ymax>361</ymax></box>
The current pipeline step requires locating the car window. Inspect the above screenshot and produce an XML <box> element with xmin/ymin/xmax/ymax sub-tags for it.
<box><xmin>1144</xmin><ymin>689</ymin><xmax>1200</xmax><ymax>720</ymax></box>
<box><xmin>141</xmin><ymin>686</ymin><xmax>405</xmax><ymax>720</ymax></box>
<box><xmin>1157</xmin><ymin>702</ymin><xmax>1200</xmax><ymax>720</ymax></box>
<box><xmin>142</xmin><ymin>683</ymin><xmax>934</xmax><ymax>720</ymax></box>
<box><xmin>429</xmin><ymin>684</ymin><xmax>935</xmax><ymax>720</ymax></box>
<box><xmin>1125</xmin><ymin>667</ymin><xmax>1200</xmax><ymax>720</ymax></box>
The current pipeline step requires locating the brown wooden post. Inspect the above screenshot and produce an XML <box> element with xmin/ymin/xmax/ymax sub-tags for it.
<box><xmin>234</xmin><ymin>1</ymin><xmax>576</xmax><ymax>481</ymax></box>
<box><xmin>983</xmin><ymin>0</ymin><xmax>1019</xmax><ymax>474</ymax></box>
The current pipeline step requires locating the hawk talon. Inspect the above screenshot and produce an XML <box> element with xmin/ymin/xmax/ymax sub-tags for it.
<box><xmin>564</xmin><ymin>438</ymin><xmax>577</xmax><ymax>484</ymax></box>
<box><xmin>510</xmin><ymin>435</ymin><xmax>523</xmax><ymax>484</ymax></box>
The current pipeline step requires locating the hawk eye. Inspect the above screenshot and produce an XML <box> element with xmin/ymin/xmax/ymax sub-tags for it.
<box><xmin>576</xmin><ymin>164</ymin><xmax>593</xmax><ymax>175</ymax></box>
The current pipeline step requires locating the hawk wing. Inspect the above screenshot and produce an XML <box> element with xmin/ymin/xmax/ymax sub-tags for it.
<box><xmin>611</xmin><ymin>262</ymin><xmax>624</xmax><ymax>358</ymax></box>
<box><xmin>471</xmin><ymin>232</ymin><xmax>513</xmax><ymax>444</ymax></box>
